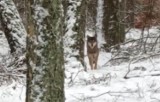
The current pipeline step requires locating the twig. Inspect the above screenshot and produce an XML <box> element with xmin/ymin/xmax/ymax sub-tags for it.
<box><xmin>72</xmin><ymin>90</ymin><xmax>137</xmax><ymax>101</ymax></box>
<box><xmin>68</xmin><ymin>69</ymin><xmax>83</xmax><ymax>87</ymax></box>
<box><xmin>0</xmin><ymin>73</ymin><xmax>25</xmax><ymax>78</ymax></box>
<box><xmin>109</xmin><ymin>36</ymin><xmax>159</xmax><ymax>50</ymax></box>
<box><xmin>124</xmin><ymin>73</ymin><xmax>160</xmax><ymax>79</ymax></box>
<box><xmin>124</xmin><ymin>58</ymin><xmax>133</xmax><ymax>79</ymax></box>
<box><xmin>150</xmin><ymin>33</ymin><xmax>160</xmax><ymax>51</ymax></box>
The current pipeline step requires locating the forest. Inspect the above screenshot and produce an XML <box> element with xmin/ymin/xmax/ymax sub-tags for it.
<box><xmin>0</xmin><ymin>0</ymin><xmax>160</xmax><ymax>102</ymax></box>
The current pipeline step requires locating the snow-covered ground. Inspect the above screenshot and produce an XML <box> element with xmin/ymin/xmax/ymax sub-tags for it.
<box><xmin>65</xmin><ymin>27</ymin><xmax>160</xmax><ymax>102</ymax></box>
<box><xmin>0</xmin><ymin>31</ymin><xmax>9</xmax><ymax>58</ymax></box>
<box><xmin>1</xmin><ymin>27</ymin><xmax>160</xmax><ymax>102</ymax></box>
<box><xmin>0</xmin><ymin>82</ymin><xmax>25</xmax><ymax>102</ymax></box>
<box><xmin>0</xmin><ymin>31</ymin><xmax>25</xmax><ymax>102</ymax></box>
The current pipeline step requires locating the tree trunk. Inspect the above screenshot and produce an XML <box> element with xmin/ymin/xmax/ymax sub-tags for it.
<box><xmin>64</xmin><ymin>0</ymin><xmax>87</xmax><ymax>71</ymax></box>
<box><xmin>126</xmin><ymin>0</ymin><xmax>135</xmax><ymax>27</ymax></box>
<box><xmin>86</xmin><ymin>0</ymin><xmax>97</xmax><ymax>31</ymax></box>
<box><xmin>0</xmin><ymin>0</ymin><xmax>26</xmax><ymax>53</ymax></box>
<box><xmin>103</xmin><ymin>0</ymin><xmax>125</xmax><ymax>51</ymax></box>
<box><xmin>13</xmin><ymin>0</ymin><xmax>27</xmax><ymax>28</ymax></box>
<box><xmin>26</xmin><ymin>0</ymin><xmax>65</xmax><ymax>102</ymax></box>
<box><xmin>73</xmin><ymin>0</ymin><xmax>87</xmax><ymax>70</ymax></box>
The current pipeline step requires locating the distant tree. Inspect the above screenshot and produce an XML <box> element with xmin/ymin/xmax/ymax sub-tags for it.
<box><xmin>126</xmin><ymin>0</ymin><xmax>135</xmax><ymax>27</ymax></box>
<box><xmin>86</xmin><ymin>0</ymin><xmax>97</xmax><ymax>31</ymax></box>
<box><xmin>26</xmin><ymin>0</ymin><xmax>65</xmax><ymax>102</ymax></box>
<box><xmin>74</xmin><ymin>0</ymin><xmax>86</xmax><ymax>66</ymax></box>
<box><xmin>103</xmin><ymin>0</ymin><xmax>125</xmax><ymax>51</ymax></box>
<box><xmin>63</xmin><ymin>0</ymin><xmax>87</xmax><ymax>71</ymax></box>
<box><xmin>0</xmin><ymin>0</ymin><xmax>26</xmax><ymax>53</ymax></box>
<box><xmin>73</xmin><ymin>0</ymin><xmax>87</xmax><ymax>70</ymax></box>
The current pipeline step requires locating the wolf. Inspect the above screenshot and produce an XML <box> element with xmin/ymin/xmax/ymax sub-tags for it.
<box><xmin>87</xmin><ymin>35</ymin><xmax>99</xmax><ymax>70</ymax></box>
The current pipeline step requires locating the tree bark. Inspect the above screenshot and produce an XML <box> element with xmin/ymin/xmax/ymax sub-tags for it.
<box><xmin>13</xmin><ymin>0</ymin><xmax>27</xmax><ymax>28</ymax></box>
<box><xmin>26</xmin><ymin>0</ymin><xmax>65</xmax><ymax>102</ymax></box>
<box><xmin>73</xmin><ymin>0</ymin><xmax>87</xmax><ymax>70</ymax></box>
<box><xmin>0</xmin><ymin>0</ymin><xmax>26</xmax><ymax>53</ymax></box>
<box><xmin>63</xmin><ymin>0</ymin><xmax>87</xmax><ymax>71</ymax></box>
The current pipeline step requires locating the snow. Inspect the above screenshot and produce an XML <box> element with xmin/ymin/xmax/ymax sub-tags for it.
<box><xmin>0</xmin><ymin>31</ymin><xmax>9</xmax><ymax>57</ymax></box>
<box><xmin>0</xmin><ymin>81</ymin><xmax>25</xmax><ymax>102</ymax></box>
<box><xmin>1</xmin><ymin>0</ymin><xmax>160</xmax><ymax>102</ymax></box>
<box><xmin>0</xmin><ymin>0</ymin><xmax>27</xmax><ymax>52</ymax></box>
<box><xmin>64</xmin><ymin>23</ymin><xmax>160</xmax><ymax>102</ymax></box>
<box><xmin>65</xmin><ymin>56</ymin><xmax>160</xmax><ymax>102</ymax></box>
<box><xmin>0</xmin><ymin>31</ymin><xmax>26</xmax><ymax>92</ymax></box>
<box><xmin>96</xmin><ymin>0</ymin><xmax>106</xmax><ymax>48</ymax></box>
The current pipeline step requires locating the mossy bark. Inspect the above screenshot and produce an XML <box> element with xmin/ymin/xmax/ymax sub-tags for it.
<box><xmin>26</xmin><ymin>0</ymin><xmax>64</xmax><ymax>102</ymax></box>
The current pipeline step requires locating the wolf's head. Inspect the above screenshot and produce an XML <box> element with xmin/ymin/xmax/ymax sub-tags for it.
<box><xmin>87</xmin><ymin>35</ymin><xmax>97</xmax><ymax>49</ymax></box>
<box><xmin>87</xmin><ymin>35</ymin><xmax>97</xmax><ymax>43</ymax></box>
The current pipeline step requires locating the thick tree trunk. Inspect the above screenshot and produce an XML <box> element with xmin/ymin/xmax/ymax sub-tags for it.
<box><xmin>103</xmin><ymin>0</ymin><xmax>125</xmax><ymax>51</ymax></box>
<box><xmin>26</xmin><ymin>0</ymin><xmax>64</xmax><ymax>102</ymax></box>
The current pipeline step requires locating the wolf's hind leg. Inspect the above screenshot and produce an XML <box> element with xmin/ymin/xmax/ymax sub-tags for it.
<box><xmin>93</xmin><ymin>52</ymin><xmax>99</xmax><ymax>70</ymax></box>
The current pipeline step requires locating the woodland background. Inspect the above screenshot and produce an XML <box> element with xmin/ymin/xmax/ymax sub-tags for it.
<box><xmin>1</xmin><ymin>0</ymin><xmax>160</xmax><ymax>102</ymax></box>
